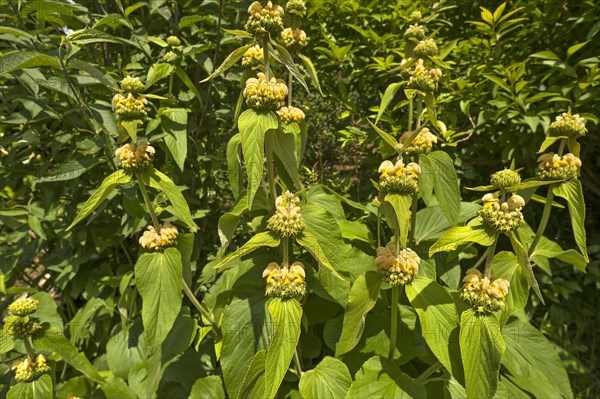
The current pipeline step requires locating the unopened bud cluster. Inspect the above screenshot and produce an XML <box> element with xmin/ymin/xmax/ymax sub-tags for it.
<box><xmin>242</xmin><ymin>44</ymin><xmax>264</xmax><ymax>68</ymax></box>
<box><xmin>378</xmin><ymin>159</ymin><xmax>421</xmax><ymax>195</ymax></box>
<box><xmin>119</xmin><ymin>75</ymin><xmax>144</xmax><ymax>94</ymax></box>
<box><xmin>406</xmin><ymin>59</ymin><xmax>442</xmax><ymax>92</ymax></box>
<box><xmin>12</xmin><ymin>355</ymin><xmax>50</xmax><ymax>383</ymax></box>
<box><xmin>404</xmin><ymin>24</ymin><xmax>426</xmax><ymax>40</ymax></box>
<box><xmin>163</xmin><ymin>51</ymin><xmax>178</xmax><ymax>63</ymax></box>
<box><xmin>547</xmin><ymin>113</ymin><xmax>586</xmax><ymax>138</ymax></box>
<box><xmin>401</xmin><ymin>127</ymin><xmax>437</xmax><ymax>156</ymax></box>
<box><xmin>243</xmin><ymin>72</ymin><xmax>288</xmax><ymax>111</ymax></box>
<box><xmin>478</xmin><ymin>193</ymin><xmax>525</xmax><ymax>233</ymax></box>
<box><xmin>413</xmin><ymin>38</ymin><xmax>438</xmax><ymax>58</ymax></box>
<box><xmin>115</xmin><ymin>141</ymin><xmax>155</xmax><ymax>170</ymax></box>
<box><xmin>277</xmin><ymin>105</ymin><xmax>305</xmax><ymax>124</ymax></box>
<box><xmin>536</xmin><ymin>152</ymin><xmax>581</xmax><ymax>181</ymax></box>
<box><xmin>281</xmin><ymin>27</ymin><xmax>306</xmax><ymax>49</ymax></box>
<box><xmin>286</xmin><ymin>0</ymin><xmax>306</xmax><ymax>18</ymax></box>
<box><xmin>263</xmin><ymin>261</ymin><xmax>306</xmax><ymax>298</ymax></box>
<box><xmin>166</xmin><ymin>35</ymin><xmax>181</xmax><ymax>47</ymax></box>
<box><xmin>8</xmin><ymin>297</ymin><xmax>39</xmax><ymax>316</ymax></box>
<box><xmin>139</xmin><ymin>222</ymin><xmax>179</xmax><ymax>250</ymax></box>
<box><xmin>267</xmin><ymin>191</ymin><xmax>305</xmax><ymax>236</ymax></box>
<box><xmin>245</xmin><ymin>1</ymin><xmax>284</xmax><ymax>37</ymax></box>
<box><xmin>6</xmin><ymin>297</ymin><xmax>42</xmax><ymax>340</ymax></box>
<box><xmin>490</xmin><ymin>169</ymin><xmax>521</xmax><ymax>189</ymax></box>
<box><xmin>461</xmin><ymin>268</ymin><xmax>510</xmax><ymax>313</ymax></box>
<box><xmin>375</xmin><ymin>245</ymin><xmax>420</xmax><ymax>286</ymax></box>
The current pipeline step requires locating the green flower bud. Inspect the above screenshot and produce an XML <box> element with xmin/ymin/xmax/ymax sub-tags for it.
<box><xmin>547</xmin><ymin>112</ymin><xmax>586</xmax><ymax>138</ymax></box>
<box><xmin>409</xmin><ymin>11</ymin><xmax>422</xmax><ymax>23</ymax></box>
<box><xmin>166</xmin><ymin>35</ymin><xmax>181</xmax><ymax>47</ymax></box>
<box><xmin>7</xmin><ymin>316</ymin><xmax>43</xmax><ymax>340</ymax></box>
<box><xmin>490</xmin><ymin>169</ymin><xmax>521</xmax><ymax>189</ymax></box>
<box><xmin>285</xmin><ymin>0</ymin><xmax>306</xmax><ymax>18</ymax></box>
<box><xmin>263</xmin><ymin>261</ymin><xmax>306</xmax><ymax>299</ymax></box>
<box><xmin>162</xmin><ymin>50</ymin><xmax>178</xmax><ymax>63</ymax></box>
<box><xmin>119</xmin><ymin>75</ymin><xmax>144</xmax><ymax>94</ymax></box>
<box><xmin>413</xmin><ymin>38</ymin><xmax>438</xmax><ymax>58</ymax></box>
<box><xmin>404</xmin><ymin>23</ymin><xmax>426</xmax><ymax>40</ymax></box>
<box><xmin>375</xmin><ymin>245</ymin><xmax>420</xmax><ymax>286</ymax></box>
<box><xmin>460</xmin><ymin>268</ymin><xmax>510</xmax><ymax>313</ymax></box>
<box><xmin>267</xmin><ymin>191</ymin><xmax>305</xmax><ymax>237</ymax></box>
<box><xmin>8</xmin><ymin>297</ymin><xmax>39</xmax><ymax>316</ymax></box>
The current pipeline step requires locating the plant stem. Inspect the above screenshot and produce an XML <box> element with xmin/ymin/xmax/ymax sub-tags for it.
<box><xmin>266</xmin><ymin>140</ymin><xmax>277</xmax><ymax>208</ymax></box>
<box><xmin>484</xmin><ymin>235</ymin><xmax>499</xmax><ymax>279</ymax></box>
<box><xmin>136</xmin><ymin>170</ymin><xmax>161</xmax><ymax>232</ymax></box>
<box><xmin>23</xmin><ymin>338</ymin><xmax>36</xmax><ymax>361</ymax></box>
<box><xmin>528</xmin><ymin>186</ymin><xmax>554</xmax><ymax>257</ymax></box>
<box><xmin>288</xmin><ymin>71</ymin><xmax>293</xmax><ymax>107</ymax></box>
<box><xmin>408</xmin><ymin>97</ymin><xmax>414</xmax><ymax>132</ymax></box>
<box><xmin>282</xmin><ymin>236</ymin><xmax>289</xmax><ymax>266</ymax></box>
<box><xmin>263</xmin><ymin>36</ymin><xmax>270</xmax><ymax>80</ymax></box>
<box><xmin>293</xmin><ymin>349</ymin><xmax>303</xmax><ymax>377</ymax></box>
<box><xmin>416</xmin><ymin>96</ymin><xmax>423</xmax><ymax>128</ymax></box>
<box><xmin>388</xmin><ymin>285</ymin><xmax>400</xmax><ymax>360</ymax></box>
<box><xmin>408</xmin><ymin>194</ymin><xmax>418</xmax><ymax>246</ymax></box>
<box><xmin>415</xmin><ymin>361</ymin><xmax>442</xmax><ymax>384</ymax></box>
<box><xmin>182</xmin><ymin>279</ymin><xmax>221</xmax><ymax>338</ymax></box>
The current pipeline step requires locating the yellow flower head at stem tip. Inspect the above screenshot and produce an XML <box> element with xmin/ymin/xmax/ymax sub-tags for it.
<box><xmin>263</xmin><ymin>261</ymin><xmax>307</xmax><ymax>298</ymax></box>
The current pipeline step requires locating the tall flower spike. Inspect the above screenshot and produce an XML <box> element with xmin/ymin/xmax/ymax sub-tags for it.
<box><xmin>461</xmin><ymin>268</ymin><xmax>510</xmax><ymax>313</ymax></box>
<box><xmin>267</xmin><ymin>191</ymin><xmax>305</xmax><ymax>236</ymax></box>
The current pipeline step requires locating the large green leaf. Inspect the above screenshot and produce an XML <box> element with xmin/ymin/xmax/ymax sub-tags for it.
<box><xmin>221</xmin><ymin>294</ymin><xmax>272</xmax><ymax>398</ymax></box>
<box><xmin>7</xmin><ymin>374</ymin><xmax>53</xmax><ymax>399</ymax></box>
<box><xmin>368</xmin><ymin>119</ymin><xmax>398</xmax><ymax>150</ymax></box>
<box><xmin>405</xmin><ymin>276</ymin><xmax>464</xmax><ymax>384</ymax></box>
<box><xmin>460</xmin><ymin>309</ymin><xmax>505</xmax><ymax>399</ymax></box>
<box><xmin>237</xmin><ymin>350</ymin><xmax>267</xmax><ymax>399</ymax></box>
<box><xmin>507</xmin><ymin>232</ymin><xmax>543</xmax><ymax>304</ymax></box>
<box><xmin>271</xmin><ymin>42</ymin><xmax>309</xmax><ymax>93</ymax></box>
<box><xmin>238</xmin><ymin>109</ymin><xmax>279</xmax><ymax>208</ymax></box>
<box><xmin>134</xmin><ymin>247</ymin><xmax>182</xmax><ymax>349</ymax></box>
<box><xmin>213</xmin><ymin>231</ymin><xmax>280</xmax><ymax>270</ymax></box>
<box><xmin>160</xmin><ymin>107</ymin><xmax>189</xmax><ymax>171</ymax></box>
<box><xmin>0</xmin><ymin>51</ymin><xmax>59</xmax><ymax>74</ymax></box>
<box><xmin>502</xmin><ymin>318</ymin><xmax>573</xmax><ymax>399</ymax></box>
<box><xmin>145</xmin><ymin>62</ymin><xmax>175</xmax><ymax>89</ymax></box>
<box><xmin>336</xmin><ymin>271</ymin><xmax>381</xmax><ymax>356</ymax></box>
<box><xmin>226</xmin><ymin>133</ymin><xmax>243</xmax><ymax>199</ymax></box>
<box><xmin>32</xmin><ymin>324</ymin><xmax>104</xmax><ymax>383</ymax></box>
<box><xmin>190</xmin><ymin>376</ymin><xmax>225</xmax><ymax>399</ymax></box>
<box><xmin>67</xmin><ymin>169</ymin><xmax>131</xmax><ymax>230</ymax></box>
<box><xmin>299</xmin><ymin>356</ymin><xmax>351</xmax><ymax>399</ymax></box>
<box><xmin>297</xmin><ymin>53</ymin><xmax>324</xmax><ymax>95</ymax></box>
<box><xmin>267</xmin><ymin>127</ymin><xmax>300</xmax><ymax>189</ymax></box>
<box><xmin>530</xmin><ymin>235</ymin><xmax>587</xmax><ymax>273</ymax></box>
<box><xmin>420</xmin><ymin>151</ymin><xmax>461</xmax><ymax>225</ymax></box>
<box><xmin>492</xmin><ymin>252</ymin><xmax>528</xmax><ymax>326</ymax></box>
<box><xmin>376</xmin><ymin>82</ymin><xmax>403</xmax><ymax>123</ymax></box>
<box><xmin>265</xmin><ymin>298</ymin><xmax>302</xmax><ymax>399</ymax></box>
<box><xmin>383</xmin><ymin>193</ymin><xmax>412</xmax><ymax>247</ymax></box>
<box><xmin>346</xmin><ymin>356</ymin><xmax>425</xmax><ymax>398</ymax></box>
<box><xmin>554</xmin><ymin>179</ymin><xmax>588</xmax><ymax>262</ymax></box>
<box><xmin>429</xmin><ymin>222</ymin><xmax>496</xmax><ymax>256</ymax></box>
<box><xmin>296</xmin><ymin>231</ymin><xmax>343</xmax><ymax>280</ymax></box>
<box><xmin>201</xmin><ymin>44</ymin><xmax>251</xmax><ymax>82</ymax></box>
<box><xmin>146</xmin><ymin>167</ymin><xmax>197</xmax><ymax>231</ymax></box>
<box><xmin>414</xmin><ymin>202</ymin><xmax>481</xmax><ymax>244</ymax></box>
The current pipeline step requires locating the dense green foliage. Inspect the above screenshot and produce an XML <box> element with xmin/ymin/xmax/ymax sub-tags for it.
<box><xmin>1</xmin><ymin>0</ymin><xmax>598</xmax><ymax>398</ymax></box>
